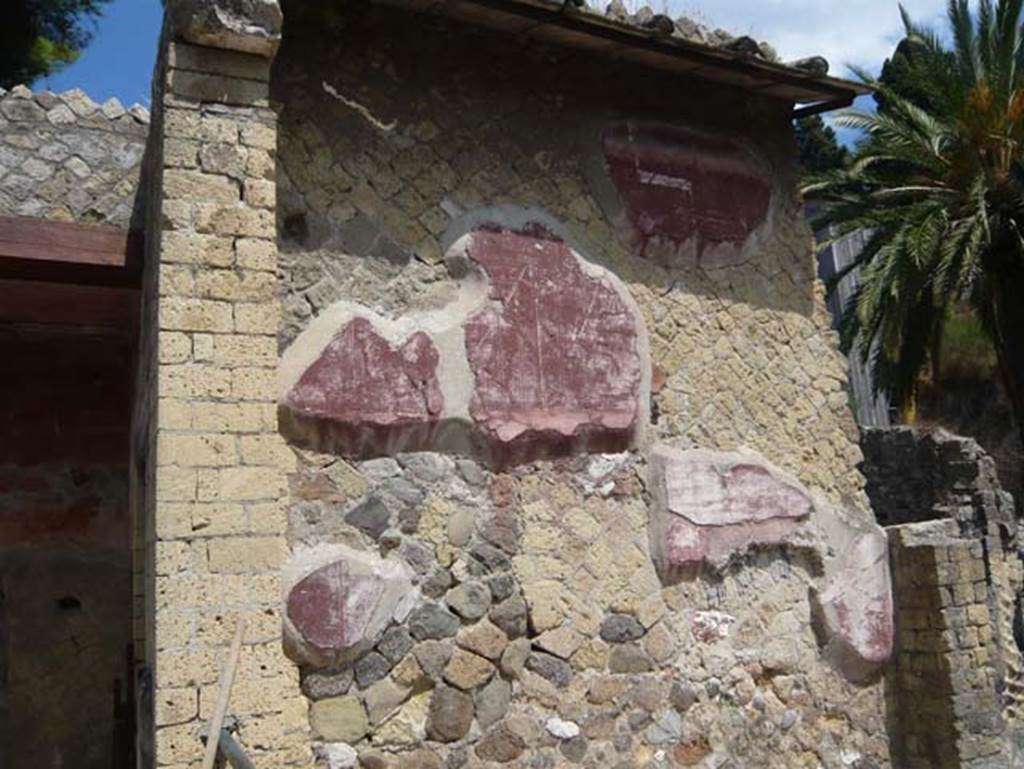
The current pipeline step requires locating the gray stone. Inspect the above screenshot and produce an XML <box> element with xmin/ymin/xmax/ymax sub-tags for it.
<box><xmin>354</xmin><ymin>651</ymin><xmax>392</xmax><ymax>689</ymax></box>
<box><xmin>560</xmin><ymin>736</ymin><xmax>587</xmax><ymax>763</ymax></box>
<box><xmin>600</xmin><ymin>613</ymin><xmax>645</xmax><ymax>643</ymax></box>
<box><xmin>377</xmin><ymin>626</ymin><xmax>414</xmax><ymax>664</ymax></box>
<box><xmin>487</xmin><ymin>574</ymin><xmax>515</xmax><ymax>602</ymax></box>
<box><xmin>445</xmin><ymin>581</ymin><xmax>491</xmax><ymax>620</ymax></box>
<box><xmin>345</xmin><ymin>496</ymin><xmax>390</xmax><ymax>539</ymax></box>
<box><xmin>302</xmin><ymin>668</ymin><xmax>354</xmax><ymax>700</ymax></box>
<box><xmin>781</xmin><ymin>710</ymin><xmax>798</xmax><ymax>730</ymax></box>
<box><xmin>480</xmin><ymin>511</ymin><xmax>520</xmax><ymax>555</ymax></box>
<box><xmin>669</xmin><ymin>682</ymin><xmax>698</xmax><ymax>713</ymax></box>
<box><xmin>385</xmin><ymin>477</ymin><xmax>426</xmax><ymax>505</ymax></box>
<box><xmin>456</xmin><ymin>459</ymin><xmax>486</xmax><ymax>487</ymax></box>
<box><xmin>426</xmin><ymin>685</ymin><xmax>474</xmax><ymax>743</ymax></box>
<box><xmin>526</xmin><ymin>651</ymin><xmax>572</xmax><ymax>688</ymax></box>
<box><xmin>469</xmin><ymin>543</ymin><xmax>510</xmax><ymax>572</ymax></box>
<box><xmin>409</xmin><ymin>603</ymin><xmax>461</xmax><ymax>640</ymax></box>
<box><xmin>474</xmin><ymin>676</ymin><xmax>511</xmax><ymax>728</ymax></box>
<box><xmin>398</xmin><ymin>452</ymin><xmax>454</xmax><ymax>483</ymax></box>
<box><xmin>170</xmin><ymin>0</ymin><xmax>283</xmax><ymax>57</ymax></box>
<box><xmin>413</xmin><ymin>640</ymin><xmax>454</xmax><ymax>679</ymax></box>
<box><xmin>646</xmin><ymin>710</ymin><xmax>682</xmax><ymax>744</ymax></box>
<box><xmin>489</xmin><ymin>594</ymin><xmax>527</xmax><ymax>638</ymax></box>
<box><xmin>422</xmin><ymin>568</ymin><xmax>454</xmax><ymax>599</ymax></box>
<box><xmin>401</xmin><ymin>539</ymin><xmax>436</xmax><ymax>575</ymax></box>
<box><xmin>608</xmin><ymin>644</ymin><xmax>652</xmax><ymax>674</ymax></box>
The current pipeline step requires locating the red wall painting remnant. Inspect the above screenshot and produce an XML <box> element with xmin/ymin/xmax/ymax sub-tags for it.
<box><xmin>284</xmin><ymin>317</ymin><xmax>445</xmax><ymax>455</ymax></box>
<box><xmin>280</xmin><ymin>222</ymin><xmax>648</xmax><ymax>465</ymax></box>
<box><xmin>464</xmin><ymin>226</ymin><xmax>642</xmax><ymax>455</ymax></box>
<box><xmin>602</xmin><ymin>121</ymin><xmax>771</xmax><ymax>254</ymax></box>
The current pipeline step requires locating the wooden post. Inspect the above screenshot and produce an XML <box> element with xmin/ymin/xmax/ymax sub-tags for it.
<box><xmin>201</xmin><ymin>619</ymin><xmax>246</xmax><ymax>769</ymax></box>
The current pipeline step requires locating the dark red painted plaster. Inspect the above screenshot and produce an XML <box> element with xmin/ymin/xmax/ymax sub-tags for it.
<box><xmin>287</xmin><ymin>317</ymin><xmax>443</xmax><ymax>430</ymax></box>
<box><xmin>286</xmin><ymin>559</ymin><xmax>384</xmax><ymax>653</ymax></box>
<box><xmin>464</xmin><ymin>226</ymin><xmax>642</xmax><ymax>457</ymax></box>
<box><xmin>602</xmin><ymin>121</ymin><xmax>771</xmax><ymax>251</ymax></box>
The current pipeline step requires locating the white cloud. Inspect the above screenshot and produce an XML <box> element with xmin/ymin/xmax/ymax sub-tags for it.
<box><xmin>666</xmin><ymin>1</ymin><xmax>949</xmax><ymax>77</ymax></box>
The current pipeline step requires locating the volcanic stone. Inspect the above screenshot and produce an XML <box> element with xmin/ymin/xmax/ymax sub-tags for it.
<box><xmin>426</xmin><ymin>685</ymin><xmax>474</xmax><ymax>742</ymax></box>
<box><xmin>345</xmin><ymin>496</ymin><xmax>391</xmax><ymax>538</ymax></box>
<box><xmin>526</xmin><ymin>651</ymin><xmax>572</xmax><ymax>688</ymax></box>
<box><xmin>301</xmin><ymin>668</ymin><xmax>354</xmax><ymax>700</ymax></box>
<box><xmin>354</xmin><ymin>651</ymin><xmax>392</xmax><ymax>689</ymax></box>
<box><xmin>408</xmin><ymin>604</ymin><xmax>460</xmax><ymax>640</ymax></box>
<box><xmin>489</xmin><ymin>595</ymin><xmax>528</xmax><ymax>638</ymax></box>
<box><xmin>608</xmin><ymin>644</ymin><xmax>653</xmax><ymax>674</ymax></box>
<box><xmin>377</xmin><ymin>626</ymin><xmax>414</xmax><ymax>664</ymax></box>
<box><xmin>445</xmin><ymin>581</ymin><xmax>491</xmax><ymax>620</ymax></box>
<box><xmin>475</xmin><ymin>676</ymin><xmax>512</xmax><ymax>728</ymax></box>
<box><xmin>600</xmin><ymin>614</ymin><xmax>645</xmax><ymax>643</ymax></box>
<box><xmin>474</xmin><ymin>727</ymin><xmax>526</xmax><ymax>762</ymax></box>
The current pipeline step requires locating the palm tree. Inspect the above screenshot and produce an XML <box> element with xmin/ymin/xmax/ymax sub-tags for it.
<box><xmin>806</xmin><ymin>0</ymin><xmax>1024</xmax><ymax>457</ymax></box>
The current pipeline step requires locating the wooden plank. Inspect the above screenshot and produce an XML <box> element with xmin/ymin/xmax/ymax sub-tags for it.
<box><xmin>0</xmin><ymin>278</ymin><xmax>140</xmax><ymax>330</ymax></box>
<box><xmin>0</xmin><ymin>216</ymin><xmax>143</xmax><ymax>269</ymax></box>
<box><xmin>201</xmin><ymin>619</ymin><xmax>246</xmax><ymax>769</ymax></box>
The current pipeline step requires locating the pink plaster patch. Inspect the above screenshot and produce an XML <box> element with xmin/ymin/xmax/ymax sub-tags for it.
<box><xmin>818</xmin><ymin>533</ymin><xmax>894</xmax><ymax>673</ymax></box>
<box><xmin>464</xmin><ymin>226</ymin><xmax>642</xmax><ymax>458</ymax></box>
<box><xmin>649</xmin><ymin>446</ymin><xmax>812</xmax><ymax>577</ymax></box>
<box><xmin>602</xmin><ymin>121</ymin><xmax>771</xmax><ymax>252</ymax></box>
<box><xmin>284</xmin><ymin>317</ymin><xmax>443</xmax><ymax>453</ymax></box>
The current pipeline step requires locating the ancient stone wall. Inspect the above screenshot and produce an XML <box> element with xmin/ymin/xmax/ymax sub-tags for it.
<box><xmin>0</xmin><ymin>85</ymin><xmax>148</xmax><ymax>225</ymax></box>
<box><xmin>864</xmin><ymin>428</ymin><xmax>1024</xmax><ymax>767</ymax></box>
<box><xmin>132</xmin><ymin>11</ymin><xmax>310</xmax><ymax>766</ymax></box>
<box><xmin>268</xmin><ymin>6</ymin><xmax>892</xmax><ymax>768</ymax></box>
<box><xmin>861</xmin><ymin>427</ymin><xmax>1017</xmax><ymax>535</ymax></box>
<box><xmin>887</xmin><ymin>522</ymin><xmax>1016</xmax><ymax>769</ymax></box>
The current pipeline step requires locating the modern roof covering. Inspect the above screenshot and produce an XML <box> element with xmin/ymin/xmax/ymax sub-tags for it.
<box><xmin>383</xmin><ymin>0</ymin><xmax>871</xmax><ymax>117</ymax></box>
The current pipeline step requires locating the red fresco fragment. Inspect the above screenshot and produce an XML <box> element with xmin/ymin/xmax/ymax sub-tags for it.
<box><xmin>286</xmin><ymin>317</ymin><xmax>444</xmax><ymax>429</ymax></box>
<box><xmin>286</xmin><ymin>560</ymin><xmax>385</xmax><ymax>655</ymax></box>
<box><xmin>602</xmin><ymin>121</ymin><xmax>771</xmax><ymax>250</ymax></box>
<box><xmin>464</xmin><ymin>227</ymin><xmax>642</xmax><ymax>453</ymax></box>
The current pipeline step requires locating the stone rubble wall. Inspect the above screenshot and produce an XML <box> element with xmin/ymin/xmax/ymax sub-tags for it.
<box><xmin>864</xmin><ymin>428</ymin><xmax>1024</xmax><ymax>768</ymax></box>
<box><xmin>861</xmin><ymin>426</ymin><xmax>1017</xmax><ymax>537</ymax></box>
<box><xmin>267</xmin><ymin>5</ymin><xmax>892</xmax><ymax>768</ymax></box>
<box><xmin>0</xmin><ymin>85</ymin><xmax>149</xmax><ymax>225</ymax></box>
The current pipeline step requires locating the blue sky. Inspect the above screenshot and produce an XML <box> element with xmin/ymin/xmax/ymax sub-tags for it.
<box><xmin>39</xmin><ymin>0</ymin><xmax>162</xmax><ymax>108</ymax></box>
<box><xmin>40</xmin><ymin>0</ymin><xmax>946</xmax><ymax>117</ymax></box>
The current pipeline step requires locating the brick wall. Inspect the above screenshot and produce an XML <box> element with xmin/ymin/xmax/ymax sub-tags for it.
<box><xmin>131</xmin><ymin>23</ymin><xmax>309</xmax><ymax>768</ymax></box>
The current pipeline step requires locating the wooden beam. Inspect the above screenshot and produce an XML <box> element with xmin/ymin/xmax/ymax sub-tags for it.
<box><xmin>0</xmin><ymin>215</ymin><xmax>144</xmax><ymax>270</ymax></box>
<box><xmin>0</xmin><ymin>278</ymin><xmax>140</xmax><ymax>331</ymax></box>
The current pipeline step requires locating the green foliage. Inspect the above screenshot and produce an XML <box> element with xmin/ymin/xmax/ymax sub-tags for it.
<box><xmin>805</xmin><ymin>0</ymin><xmax>1024</xmax><ymax>419</ymax></box>
<box><xmin>938</xmin><ymin>308</ymin><xmax>999</xmax><ymax>382</ymax></box>
<box><xmin>0</xmin><ymin>0</ymin><xmax>111</xmax><ymax>89</ymax></box>
<box><xmin>795</xmin><ymin>115</ymin><xmax>849</xmax><ymax>174</ymax></box>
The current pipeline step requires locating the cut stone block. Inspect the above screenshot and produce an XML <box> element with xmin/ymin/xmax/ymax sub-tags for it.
<box><xmin>648</xmin><ymin>445</ymin><xmax>813</xmax><ymax>578</ymax></box>
<box><xmin>170</xmin><ymin>0</ymin><xmax>283</xmax><ymax>57</ymax></box>
<box><xmin>283</xmin><ymin>545</ymin><xmax>415</xmax><ymax>667</ymax></box>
